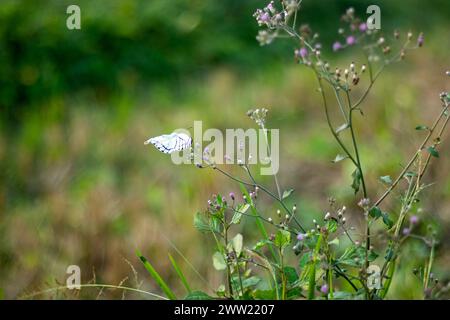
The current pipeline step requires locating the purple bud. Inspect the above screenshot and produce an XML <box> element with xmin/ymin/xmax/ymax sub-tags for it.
<box><xmin>402</xmin><ymin>228</ymin><xmax>411</xmax><ymax>235</ymax></box>
<box><xmin>359</xmin><ymin>23</ymin><xmax>367</xmax><ymax>32</ymax></box>
<box><xmin>295</xmin><ymin>47</ymin><xmax>308</xmax><ymax>58</ymax></box>
<box><xmin>346</xmin><ymin>35</ymin><xmax>356</xmax><ymax>46</ymax></box>
<box><xmin>260</xmin><ymin>12</ymin><xmax>270</xmax><ymax>23</ymax></box>
<box><xmin>417</xmin><ymin>33</ymin><xmax>424</xmax><ymax>47</ymax></box>
<box><xmin>297</xmin><ymin>233</ymin><xmax>305</xmax><ymax>241</ymax></box>
<box><xmin>229</xmin><ymin>192</ymin><xmax>235</xmax><ymax>201</ymax></box>
<box><xmin>332</xmin><ymin>41</ymin><xmax>342</xmax><ymax>52</ymax></box>
<box><xmin>320</xmin><ymin>284</ymin><xmax>329</xmax><ymax>294</ymax></box>
<box><xmin>410</xmin><ymin>215</ymin><xmax>419</xmax><ymax>225</ymax></box>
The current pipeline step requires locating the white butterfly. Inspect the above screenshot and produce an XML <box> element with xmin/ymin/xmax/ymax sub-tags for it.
<box><xmin>144</xmin><ymin>132</ymin><xmax>192</xmax><ymax>154</ymax></box>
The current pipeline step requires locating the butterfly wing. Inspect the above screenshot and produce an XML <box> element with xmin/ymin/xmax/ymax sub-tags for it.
<box><xmin>145</xmin><ymin>132</ymin><xmax>192</xmax><ymax>154</ymax></box>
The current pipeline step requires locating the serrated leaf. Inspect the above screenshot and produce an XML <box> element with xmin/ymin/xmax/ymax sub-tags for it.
<box><xmin>212</xmin><ymin>252</ymin><xmax>227</xmax><ymax>271</ymax></box>
<box><xmin>335</xmin><ymin>123</ymin><xmax>349</xmax><ymax>135</ymax></box>
<box><xmin>379</xmin><ymin>175</ymin><xmax>392</xmax><ymax>185</ymax></box>
<box><xmin>332</xmin><ymin>154</ymin><xmax>348</xmax><ymax>163</ymax></box>
<box><xmin>282</xmin><ymin>188</ymin><xmax>294</xmax><ymax>200</ymax></box>
<box><xmin>427</xmin><ymin>146</ymin><xmax>439</xmax><ymax>158</ymax></box>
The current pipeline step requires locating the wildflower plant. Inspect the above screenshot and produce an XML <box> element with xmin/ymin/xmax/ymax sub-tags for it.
<box><xmin>139</xmin><ymin>1</ymin><xmax>449</xmax><ymax>300</ymax></box>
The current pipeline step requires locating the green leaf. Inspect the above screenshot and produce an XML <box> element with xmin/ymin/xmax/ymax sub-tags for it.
<box><xmin>274</xmin><ymin>229</ymin><xmax>291</xmax><ymax>249</ymax></box>
<box><xmin>137</xmin><ymin>251</ymin><xmax>176</xmax><ymax>300</ymax></box>
<box><xmin>382</xmin><ymin>212</ymin><xmax>394</xmax><ymax>229</ymax></box>
<box><xmin>282</xmin><ymin>188</ymin><xmax>294</xmax><ymax>200</ymax></box>
<box><xmin>337</xmin><ymin>245</ymin><xmax>378</xmax><ymax>268</ymax></box>
<box><xmin>379</xmin><ymin>175</ymin><xmax>392</xmax><ymax>185</ymax></box>
<box><xmin>168</xmin><ymin>253</ymin><xmax>192</xmax><ymax>294</ymax></box>
<box><xmin>212</xmin><ymin>252</ymin><xmax>227</xmax><ymax>271</ymax></box>
<box><xmin>253</xmin><ymin>240</ymin><xmax>270</xmax><ymax>251</ymax></box>
<box><xmin>232</xmin><ymin>203</ymin><xmax>249</xmax><ymax>224</ymax></box>
<box><xmin>283</xmin><ymin>266</ymin><xmax>299</xmax><ymax>285</ymax></box>
<box><xmin>216</xmin><ymin>194</ymin><xmax>224</xmax><ymax>206</ymax></box>
<box><xmin>332</xmin><ymin>154</ymin><xmax>348</xmax><ymax>163</ymax></box>
<box><xmin>427</xmin><ymin>146</ymin><xmax>439</xmax><ymax>158</ymax></box>
<box><xmin>328</xmin><ymin>238</ymin><xmax>340</xmax><ymax>246</ymax></box>
<box><xmin>385</xmin><ymin>248</ymin><xmax>395</xmax><ymax>261</ymax></box>
<box><xmin>242</xmin><ymin>276</ymin><xmax>261</xmax><ymax>288</ymax></box>
<box><xmin>335</xmin><ymin>123</ymin><xmax>349</xmax><ymax>135</ymax></box>
<box><xmin>231</xmin><ymin>276</ymin><xmax>261</xmax><ymax>295</ymax></box>
<box><xmin>351</xmin><ymin>168</ymin><xmax>361</xmax><ymax>194</ymax></box>
<box><xmin>193</xmin><ymin>212</ymin><xmax>210</xmax><ymax>233</ymax></box>
<box><xmin>185</xmin><ymin>291</ymin><xmax>213</xmax><ymax>300</ymax></box>
<box><xmin>253</xmin><ymin>289</ymin><xmax>276</xmax><ymax>299</ymax></box>
<box><xmin>415</xmin><ymin>125</ymin><xmax>429</xmax><ymax>131</ymax></box>
<box><xmin>325</xmin><ymin>219</ymin><xmax>338</xmax><ymax>233</ymax></box>
<box><xmin>231</xmin><ymin>233</ymin><xmax>243</xmax><ymax>257</ymax></box>
<box><xmin>369</xmin><ymin>206</ymin><xmax>382</xmax><ymax>219</ymax></box>
<box><xmin>231</xmin><ymin>211</ymin><xmax>242</xmax><ymax>225</ymax></box>
<box><xmin>299</xmin><ymin>252</ymin><xmax>312</xmax><ymax>269</ymax></box>
<box><xmin>368</xmin><ymin>250</ymin><xmax>379</xmax><ymax>262</ymax></box>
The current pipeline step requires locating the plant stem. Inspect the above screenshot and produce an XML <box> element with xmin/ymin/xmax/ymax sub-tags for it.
<box><xmin>372</xmin><ymin>104</ymin><xmax>449</xmax><ymax>209</ymax></box>
<box><xmin>313</xmin><ymin>69</ymin><xmax>358</xmax><ymax>167</ymax></box>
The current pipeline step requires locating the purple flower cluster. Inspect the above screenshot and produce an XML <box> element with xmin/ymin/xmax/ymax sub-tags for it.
<box><xmin>253</xmin><ymin>1</ymin><xmax>286</xmax><ymax>29</ymax></box>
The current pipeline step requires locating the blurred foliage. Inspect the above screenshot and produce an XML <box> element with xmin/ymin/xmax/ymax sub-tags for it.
<box><xmin>1</xmin><ymin>0</ymin><xmax>449</xmax><ymax>121</ymax></box>
<box><xmin>0</xmin><ymin>0</ymin><xmax>449</xmax><ymax>299</ymax></box>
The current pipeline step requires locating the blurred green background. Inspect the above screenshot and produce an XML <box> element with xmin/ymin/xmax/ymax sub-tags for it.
<box><xmin>0</xmin><ymin>0</ymin><xmax>449</xmax><ymax>299</ymax></box>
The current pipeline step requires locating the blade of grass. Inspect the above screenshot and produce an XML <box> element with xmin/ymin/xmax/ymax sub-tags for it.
<box><xmin>136</xmin><ymin>250</ymin><xmax>177</xmax><ymax>300</ymax></box>
<box><xmin>168</xmin><ymin>253</ymin><xmax>192</xmax><ymax>294</ymax></box>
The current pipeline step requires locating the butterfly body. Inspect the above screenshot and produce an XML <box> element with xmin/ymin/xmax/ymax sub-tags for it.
<box><xmin>145</xmin><ymin>132</ymin><xmax>192</xmax><ymax>154</ymax></box>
